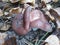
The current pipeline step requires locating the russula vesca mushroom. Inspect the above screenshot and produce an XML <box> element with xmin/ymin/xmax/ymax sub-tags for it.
<box><xmin>12</xmin><ymin>6</ymin><xmax>32</xmax><ymax>35</ymax></box>
<box><xmin>12</xmin><ymin>5</ymin><xmax>52</xmax><ymax>35</ymax></box>
<box><xmin>30</xmin><ymin>10</ymin><xmax>52</xmax><ymax>32</ymax></box>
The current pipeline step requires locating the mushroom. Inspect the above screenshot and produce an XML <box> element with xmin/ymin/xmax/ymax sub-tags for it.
<box><xmin>20</xmin><ymin>0</ymin><xmax>35</xmax><ymax>6</ymax></box>
<box><xmin>30</xmin><ymin>10</ymin><xmax>52</xmax><ymax>32</ymax></box>
<box><xmin>12</xmin><ymin>5</ymin><xmax>52</xmax><ymax>35</ymax></box>
<box><xmin>12</xmin><ymin>6</ymin><xmax>32</xmax><ymax>35</ymax></box>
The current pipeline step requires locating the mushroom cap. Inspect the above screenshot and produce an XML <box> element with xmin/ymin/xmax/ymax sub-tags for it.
<box><xmin>30</xmin><ymin>10</ymin><xmax>52</xmax><ymax>32</ymax></box>
<box><xmin>12</xmin><ymin>13</ymin><xmax>31</xmax><ymax>35</ymax></box>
